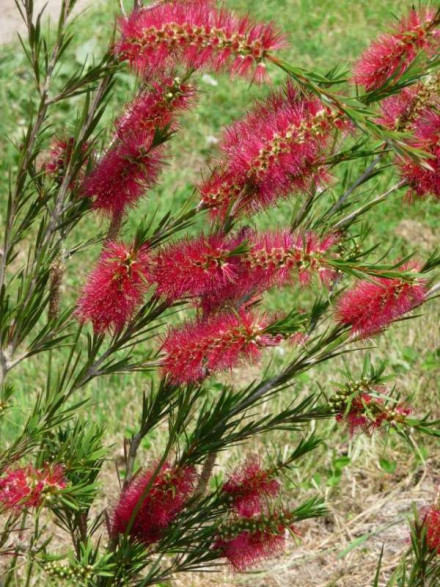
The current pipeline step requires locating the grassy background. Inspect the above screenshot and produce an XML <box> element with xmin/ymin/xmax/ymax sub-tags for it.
<box><xmin>1</xmin><ymin>1</ymin><xmax>440</xmax><ymax>585</ymax></box>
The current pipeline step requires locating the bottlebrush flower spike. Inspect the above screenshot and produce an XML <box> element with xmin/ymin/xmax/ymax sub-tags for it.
<box><xmin>247</xmin><ymin>231</ymin><xmax>339</xmax><ymax>286</ymax></box>
<box><xmin>353</xmin><ymin>9</ymin><xmax>440</xmax><ymax>91</ymax></box>
<box><xmin>336</xmin><ymin>265</ymin><xmax>427</xmax><ymax>338</ymax></box>
<box><xmin>162</xmin><ymin>310</ymin><xmax>282</xmax><ymax>384</ymax></box>
<box><xmin>0</xmin><ymin>464</ymin><xmax>66</xmax><ymax>512</ymax></box>
<box><xmin>115</xmin><ymin>1</ymin><xmax>286</xmax><ymax>82</ymax></box>
<box><xmin>377</xmin><ymin>87</ymin><xmax>419</xmax><ymax>130</ymax></box>
<box><xmin>76</xmin><ymin>242</ymin><xmax>151</xmax><ymax>333</ymax></box>
<box><xmin>200</xmin><ymin>85</ymin><xmax>347</xmax><ymax>218</ymax></box>
<box><xmin>222</xmin><ymin>455</ymin><xmax>280</xmax><ymax>518</ymax></box>
<box><xmin>214</xmin><ymin>512</ymin><xmax>297</xmax><ymax>571</ymax></box>
<box><xmin>330</xmin><ymin>382</ymin><xmax>410</xmax><ymax>435</ymax></box>
<box><xmin>378</xmin><ymin>75</ymin><xmax>440</xmax><ymax>131</ymax></box>
<box><xmin>200</xmin><ymin>231</ymin><xmax>338</xmax><ymax>314</ymax></box>
<box><xmin>112</xmin><ymin>463</ymin><xmax>196</xmax><ymax>545</ymax></box>
<box><xmin>400</xmin><ymin>110</ymin><xmax>440</xmax><ymax>201</ymax></box>
<box><xmin>81</xmin><ymin>131</ymin><xmax>165</xmax><ymax>217</ymax></box>
<box><xmin>421</xmin><ymin>505</ymin><xmax>440</xmax><ymax>553</ymax></box>
<box><xmin>152</xmin><ymin>233</ymin><xmax>243</xmax><ymax>302</ymax></box>
<box><xmin>115</xmin><ymin>75</ymin><xmax>196</xmax><ymax>139</ymax></box>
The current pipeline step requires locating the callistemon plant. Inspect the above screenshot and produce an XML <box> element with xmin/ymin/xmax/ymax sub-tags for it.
<box><xmin>1</xmin><ymin>0</ymin><xmax>440</xmax><ymax>584</ymax></box>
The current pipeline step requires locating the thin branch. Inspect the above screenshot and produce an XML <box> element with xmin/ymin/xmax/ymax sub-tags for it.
<box><xmin>193</xmin><ymin>452</ymin><xmax>217</xmax><ymax>500</ymax></box>
<box><xmin>333</xmin><ymin>180</ymin><xmax>406</xmax><ymax>230</ymax></box>
<box><xmin>326</xmin><ymin>152</ymin><xmax>384</xmax><ymax>217</ymax></box>
<box><xmin>428</xmin><ymin>281</ymin><xmax>440</xmax><ymax>298</ymax></box>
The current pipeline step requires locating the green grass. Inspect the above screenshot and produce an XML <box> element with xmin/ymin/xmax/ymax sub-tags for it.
<box><xmin>1</xmin><ymin>1</ymin><xmax>440</xmax><ymax>584</ymax></box>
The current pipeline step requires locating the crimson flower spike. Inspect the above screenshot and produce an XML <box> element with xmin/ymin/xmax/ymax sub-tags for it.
<box><xmin>114</xmin><ymin>74</ymin><xmax>196</xmax><ymax>139</ymax></box>
<box><xmin>112</xmin><ymin>463</ymin><xmax>196</xmax><ymax>545</ymax></box>
<box><xmin>400</xmin><ymin>110</ymin><xmax>440</xmax><ymax>201</ymax></box>
<box><xmin>420</xmin><ymin>503</ymin><xmax>440</xmax><ymax>554</ymax></box>
<box><xmin>245</xmin><ymin>231</ymin><xmax>339</xmax><ymax>289</ymax></box>
<box><xmin>353</xmin><ymin>8</ymin><xmax>440</xmax><ymax>92</ymax></box>
<box><xmin>214</xmin><ymin>511</ymin><xmax>298</xmax><ymax>571</ymax></box>
<box><xmin>222</xmin><ymin>455</ymin><xmax>280</xmax><ymax>518</ymax></box>
<box><xmin>161</xmin><ymin>309</ymin><xmax>283</xmax><ymax>384</ymax></box>
<box><xmin>81</xmin><ymin>131</ymin><xmax>166</xmax><ymax>217</ymax></box>
<box><xmin>330</xmin><ymin>382</ymin><xmax>411</xmax><ymax>435</ymax></box>
<box><xmin>377</xmin><ymin>74</ymin><xmax>440</xmax><ymax>131</ymax></box>
<box><xmin>200</xmin><ymin>84</ymin><xmax>348</xmax><ymax>219</ymax></box>
<box><xmin>115</xmin><ymin>0</ymin><xmax>286</xmax><ymax>82</ymax></box>
<box><xmin>76</xmin><ymin>241</ymin><xmax>151</xmax><ymax>334</ymax></box>
<box><xmin>0</xmin><ymin>464</ymin><xmax>66</xmax><ymax>512</ymax></box>
<box><xmin>200</xmin><ymin>230</ymin><xmax>338</xmax><ymax>314</ymax></box>
<box><xmin>151</xmin><ymin>233</ymin><xmax>244</xmax><ymax>302</ymax></box>
<box><xmin>336</xmin><ymin>264</ymin><xmax>427</xmax><ymax>339</ymax></box>
<box><xmin>82</xmin><ymin>74</ymin><xmax>195</xmax><ymax>218</ymax></box>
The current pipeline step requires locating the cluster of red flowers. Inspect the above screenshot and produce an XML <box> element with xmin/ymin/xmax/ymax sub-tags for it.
<box><xmin>152</xmin><ymin>233</ymin><xmax>243</xmax><ymax>303</ymax></box>
<box><xmin>400</xmin><ymin>110</ymin><xmax>440</xmax><ymax>201</ymax></box>
<box><xmin>200</xmin><ymin>83</ymin><xmax>348</xmax><ymax>218</ymax></box>
<box><xmin>75</xmin><ymin>5</ymin><xmax>434</xmax><ymax>390</ymax></box>
<box><xmin>76</xmin><ymin>242</ymin><xmax>151</xmax><ymax>333</ymax></box>
<box><xmin>81</xmin><ymin>74</ymin><xmax>195</xmax><ymax>219</ymax></box>
<box><xmin>331</xmin><ymin>382</ymin><xmax>411</xmax><ymax>435</ymax></box>
<box><xmin>214</xmin><ymin>456</ymin><xmax>295</xmax><ymax>571</ymax></box>
<box><xmin>214</xmin><ymin>513</ymin><xmax>296</xmax><ymax>571</ymax></box>
<box><xmin>359</xmin><ymin>9</ymin><xmax>440</xmax><ymax>201</ymax></box>
<box><xmin>353</xmin><ymin>9</ymin><xmax>440</xmax><ymax>91</ymax></box>
<box><xmin>152</xmin><ymin>229</ymin><xmax>338</xmax><ymax>309</ymax></box>
<box><xmin>77</xmin><ymin>228</ymin><xmax>339</xmax><ymax>374</ymax></box>
<box><xmin>421</xmin><ymin>504</ymin><xmax>440</xmax><ymax>554</ymax></box>
<box><xmin>161</xmin><ymin>309</ymin><xmax>281</xmax><ymax>384</ymax></box>
<box><xmin>115</xmin><ymin>0</ymin><xmax>285</xmax><ymax>83</ymax></box>
<box><xmin>112</xmin><ymin>462</ymin><xmax>196</xmax><ymax>545</ymax></box>
<box><xmin>76</xmin><ymin>72</ymin><xmax>199</xmax><ymax>332</ymax></box>
<box><xmin>336</xmin><ymin>264</ymin><xmax>427</xmax><ymax>338</ymax></box>
<box><xmin>0</xmin><ymin>464</ymin><xmax>66</xmax><ymax>512</ymax></box>
<box><xmin>377</xmin><ymin>75</ymin><xmax>440</xmax><ymax>200</ymax></box>
<box><xmin>222</xmin><ymin>455</ymin><xmax>280</xmax><ymax>518</ymax></box>
<box><xmin>115</xmin><ymin>75</ymin><xmax>195</xmax><ymax>138</ymax></box>
<box><xmin>82</xmin><ymin>132</ymin><xmax>165</xmax><ymax>218</ymax></box>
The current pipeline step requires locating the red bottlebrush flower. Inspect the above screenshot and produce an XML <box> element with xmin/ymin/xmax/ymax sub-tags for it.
<box><xmin>222</xmin><ymin>456</ymin><xmax>280</xmax><ymax>518</ymax></box>
<box><xmin>421</xmin><ymin>505</ymin><xmax>440</xmax><ymax>553</ymax></box>
<box><xmin>152</xmin><ymin>234</ymin><xmax>242</xmax><ymax>302</ymax></box>
<box><xmin>400</xmin><ymin>110</ymin><xmax>440</xmax><ymax>200</ymax></box>
<box><xmin>115</xmin><ymin>1</ymin><xmax>285</xmax><ymax>82</ymax></box>
<box><xmin>200</xmin><ymin>86</ymin><xmax>347</xmax><ymax>218</ymax></box>
<box><xmin>76</xmin><ymin>242</ymin><xmax>151</xmax><ymax>333</ymax></box>
<box><xmin>214</xmin><ymin>512</ymin><xmax>297</xmax><ymax>571</ymax></box>
<box><xmin>199</xmin><ymin>169</ymin><xmax>249</xmax><ymax>219</ymax></box>
<box><xmin>43</xmin><ymin>137</ymin><xmax>89</xmax><ymax>187</ymax></box>
<box><xmin>115</xmin><ymin>75</ymin><xmax>196</xmax><ymax>139</ymax></box>
<box><xmin>162</xmin><ymin>310</ymin><xmax>281</xmax><ymax>384</ymax></box>
<box><xmin>335</xmin><ymin>392</ymin><xmax>387</xmax><ymax>435</ymax></box>
<box><xmin>112</xmin><ymin>463</ymin><xmax>196</xmax><ymax>545</ymax></box>
<box><xmin>353</xmin><ymin>9</ymin><xmax>440</xmax><ymax>91</ymax></box>
<box><xmin>200</xmin><ymin>231</ymin><xmax>338</xmax><ymax>314</ymax></box>
<box><xmin>377</xmin><ymin>87</ymin><xmax>419</xmax><ymax>130</ymax></box>
<box><xmin>336</xmin><ymin>265</ymin><xmax>427</xmax><ymax>338</ymax></box>
<box><xmin>0</xmin><ymin>464</ymin><xmax>66</xmax><ymax>512</ymax></box>
<box><xmin>81</xmin><ymin>132</ymin><xmax>165</xmax><ymax>217</ymax></box>
<box><xmin>262</xmin><ymin>232</ymin><xmax>339</xmax><ymax>286</ymax></box>
<box><xmin>333</xmin><ymin>385</ymin><xmax>411</xmax><ymax>435</ymax></box>
<box><xmin>378</xmin><ymin>75</ymin><xmax>440</xmax><ymax>131</ymax></box>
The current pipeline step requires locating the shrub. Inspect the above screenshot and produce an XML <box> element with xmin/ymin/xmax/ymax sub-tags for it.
<box><xmin>1</xmin><ymin>0</ymin><xmax>440</xmax><ymax>584</ymax></box>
